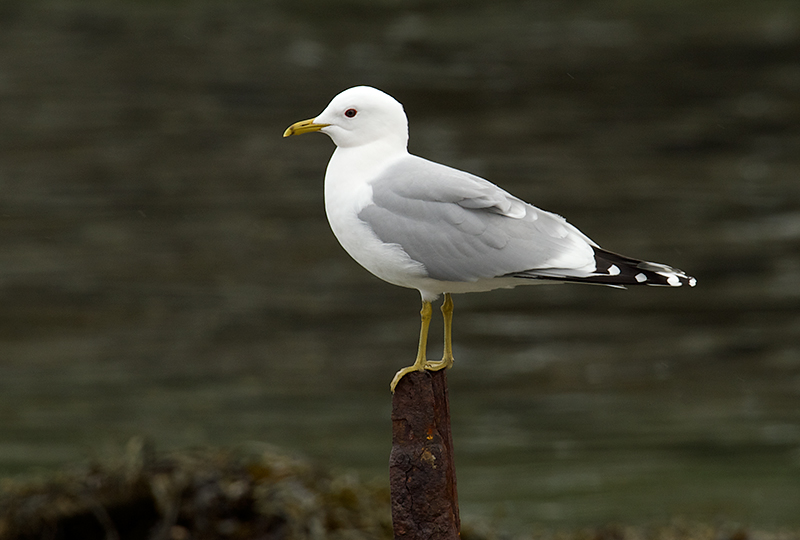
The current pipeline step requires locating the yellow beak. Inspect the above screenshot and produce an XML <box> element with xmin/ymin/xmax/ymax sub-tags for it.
<box><xmin>283</xmin><ymin>117</ymin><xmax>330</xmax><ymax>137</ymax></box>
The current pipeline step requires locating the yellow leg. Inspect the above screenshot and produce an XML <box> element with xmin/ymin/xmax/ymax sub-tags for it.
<box><xmin>425</xmin><ymin>293</ymin><xmax>455</xmax><ymax>372</ymax></box>
<box><xmin>390</xmin><ymin>301</ymin><xmax>433</xmax><ymax>392</ymax></box>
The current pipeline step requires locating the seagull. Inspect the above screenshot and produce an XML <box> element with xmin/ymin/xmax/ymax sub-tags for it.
<box><xmin>284</xmin><ymin>86</ymin><xmax>696</xmax><ymax>392</ymax></box>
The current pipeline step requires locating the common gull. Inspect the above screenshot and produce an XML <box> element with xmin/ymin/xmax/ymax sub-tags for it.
<box><xmin>284</xmin><ymin>86</ymin><xmax>696</xmax><ymax>392</ymax></box>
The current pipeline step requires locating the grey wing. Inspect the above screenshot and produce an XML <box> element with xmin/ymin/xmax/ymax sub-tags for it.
<box><xmin>358</xmin><ymin>155</ymin><xmax>598</xmax><ymax>283</ymax></box>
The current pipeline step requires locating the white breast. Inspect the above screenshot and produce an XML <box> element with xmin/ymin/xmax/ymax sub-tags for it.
<box><xmin>323</xmin><ymin>146</ymin><xmax>429</xmax><ymax>290</ymax></box>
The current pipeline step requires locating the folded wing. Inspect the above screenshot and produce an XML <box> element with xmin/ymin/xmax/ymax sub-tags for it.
<box><xmin>359</xmin><ymin>155</ymin><xmax>694</xmax><ymax>288</ymax></box>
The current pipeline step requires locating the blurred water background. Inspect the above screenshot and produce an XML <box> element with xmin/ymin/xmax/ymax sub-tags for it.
<box><xmin>1</xmin><ymin>0</ymin><xmax>799</xmax><ymax>533</ymax></box>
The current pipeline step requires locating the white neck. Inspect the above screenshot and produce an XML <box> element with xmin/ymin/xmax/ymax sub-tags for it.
<box><xmin>327</xmin><ymin>140</ymin><xmax>408</xmax><ymax>186</ymax></box>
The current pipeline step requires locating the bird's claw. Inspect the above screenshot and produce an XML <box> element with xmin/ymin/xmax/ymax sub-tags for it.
<box><xmin>390</xmin><ymin>356</ymin><xmax>456</xmax><ymax>393</ymax></box>
<box><xmin>423</xmin><ymin>357</ymin><xmax>454</xmax><ymax>372</ymax></box>
<box><xmin>390</xmin><ymin>364</ymin><xmax>426</xmax><ymax>393</ymax></box>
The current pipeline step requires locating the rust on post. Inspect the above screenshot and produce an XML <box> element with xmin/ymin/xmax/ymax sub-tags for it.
<box><xmin>389</xmin><ymin>369</ymin><xmax>460</xmax><ymax>540</ymax></box>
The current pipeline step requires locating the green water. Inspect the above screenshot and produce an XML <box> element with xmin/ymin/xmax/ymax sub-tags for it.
<box><xmin>1</xmin><ymin>0</ymin><xmax>799</xmax><ymax>534</ymax></box>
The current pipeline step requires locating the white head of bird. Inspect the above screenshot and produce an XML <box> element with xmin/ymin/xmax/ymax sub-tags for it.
<box><xmin>284</xmin><ymin>86</ymin><xmax>409</xmax><ymax>151</ymax></box>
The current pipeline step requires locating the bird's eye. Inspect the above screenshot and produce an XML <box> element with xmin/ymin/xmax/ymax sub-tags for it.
<box><xmin>344</xmin><ymin>108</ymin><xmax>357</xmax><ymax>118</ymax></box>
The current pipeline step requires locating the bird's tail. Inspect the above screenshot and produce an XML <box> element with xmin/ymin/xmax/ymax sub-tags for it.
<box><xmin>509</xmin><ymin>247</ymin><xmax>696</xmax><ymax>288</ymax></box>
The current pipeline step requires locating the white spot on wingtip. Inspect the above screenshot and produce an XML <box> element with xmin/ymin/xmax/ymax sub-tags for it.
<box><xmin>635</xmin><ymin>272</ymin><xmax>647</xmax><ymax>283</ymax></box>
<box><xmin>666</xmin><ymin>275</ymin><xmax>681</xmax><ymax>287</ymax></box>
<box><xmin>608</xmin><ymin>264</ymin><xmax>620</xmax><ymax>276</ymax></box>
<box><xmin>689</xmin><ymin>277</ymin><xmax>697</xmax><ymax>287</ymax></box>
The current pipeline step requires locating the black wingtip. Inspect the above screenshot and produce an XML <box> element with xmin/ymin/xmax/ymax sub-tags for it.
<box><xmin>505</xmin><ymin>247</ymin><xmax>696</xmax><ymax>288</ymax></box>
<box><xmin>589</xmin><ymin>247</ymin><xmax>696</xmax><ymax>287</ymax></box>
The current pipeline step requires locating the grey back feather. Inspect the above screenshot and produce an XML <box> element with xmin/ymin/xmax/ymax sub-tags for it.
<box><xmin>358</xmin><ymin>155</ymin><xmax>596</xmax><ymax>282</ymax></box>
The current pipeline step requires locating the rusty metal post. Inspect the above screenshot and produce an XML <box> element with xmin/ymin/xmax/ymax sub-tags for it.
<box><xmin>389</xmin><ymin>369</ymin><xmax>460</xmax><ymax>540</ymax></box>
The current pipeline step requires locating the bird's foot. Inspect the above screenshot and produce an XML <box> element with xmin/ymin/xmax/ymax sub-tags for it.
<box><xmin>390</xmin><ymin>353</ymin><xmax>454</xmax><ymax>392</ymax></box>
<box><xmin>390</xmin><ymin>363</ymin><xmax>427</xmax><ymax>393</ymax></box>
<box><xmin>424</xmin><ymin>355</ymin><xmax>454</xmax><ymax>372</ymax></box>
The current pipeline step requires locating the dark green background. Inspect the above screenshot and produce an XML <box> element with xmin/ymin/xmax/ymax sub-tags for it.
<box><xmin>1</xmin><ymin>0</ymin><xmax>798</xmax><ymax>533</ymax></box>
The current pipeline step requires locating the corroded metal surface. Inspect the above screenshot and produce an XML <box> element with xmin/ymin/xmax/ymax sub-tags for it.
<box><xmin>390</xmin><ymin>370</ymin><xmax>459</xmax><ymax>540</ymax></box>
